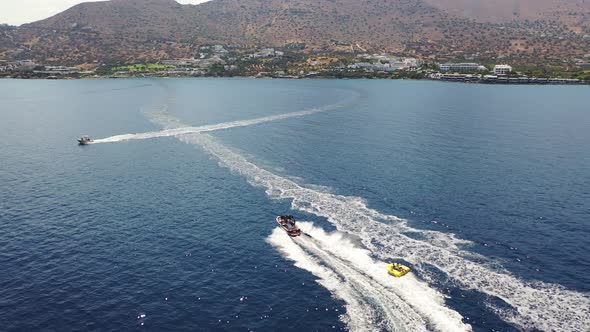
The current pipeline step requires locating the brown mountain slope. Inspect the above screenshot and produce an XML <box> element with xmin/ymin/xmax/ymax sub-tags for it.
<box><xmin>193</xmin><ymin>0</ymin><xmax>439</xmax><ymax>47</ymax></box>
<box><xmin>1</xmin><ymin>0</ymin><xmax>589</xmax><ymax>65</ymax></box>
<box><xmin>424</xmin><ymin>0</ymin><xmax>590</xmax><ymax>23</ymax></box>
<box><xmin>28</xmin><ymin>0</ymin><xmax>185</xmax><ymax>35</ymax></box>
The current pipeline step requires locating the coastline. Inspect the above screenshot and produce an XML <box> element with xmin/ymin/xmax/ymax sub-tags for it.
<box><xmin>1</xmin><ymin>74</ymin><xmax>588</xmax><ymax>85</ymax></box>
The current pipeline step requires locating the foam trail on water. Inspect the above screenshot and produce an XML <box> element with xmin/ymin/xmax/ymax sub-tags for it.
<box><xmin>108</xmin><ymin>97</ymin><xmax>590</xmax><ymax>331</ymax></box>
<box><xmin>170</xmin><ymin>130</ymin><xmax>590</xmax><ymax>332</ymax></box>
<box><xmin>92</xmin><ymin>102</ymin><xmax>346</xmax><ymax>144</ymax></box>
<box><xmin>267</xmin><ymin>226</ymin><xmax>396</xmax><ymax>332</ymax></box>
<box><xmin>268</xmin><ymin>222</ymin><xmax>469</xmax><ymax>332</ymax></box>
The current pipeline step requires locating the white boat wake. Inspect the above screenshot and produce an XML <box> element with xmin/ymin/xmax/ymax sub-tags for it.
<box><xmin>97</xmin><ymin>97</ymin><xmax>590</xmax><ymax>331</ymax></box>
<box><xmin>268</xmin><ymin>222</ymin><xmax>469</xmax><ymax>332</ymax></box>
<box><xmin>175</xmin><ymin>129</ymin><xmax>590</xmax><ymax>332</ymax></box>
<box><xmin>92</xmin><ymin>101</ymin><xmax>348</xmax><ymax>144</ymax></box>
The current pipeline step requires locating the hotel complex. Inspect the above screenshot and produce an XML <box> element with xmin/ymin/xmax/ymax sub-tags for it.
<box><xmin>440</xmin><ymin>63</ymin><xmax>487</xmax><ymax>72</ymax></box>
<box><xmin>493</xmin><ymin>64</ymin><xmax>513</xmax><ymax>75</ymax></box>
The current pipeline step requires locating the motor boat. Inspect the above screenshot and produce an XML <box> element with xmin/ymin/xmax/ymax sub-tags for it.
<box><xmin>276</xmin><ymin>215</ymin><xmax>302</xmax><ymax>237</ymax></box>
<box><xmin>78</xmin><ymin>136</ymin><xmax>93</xmax><ymax>145</ymax></box>
<box><xmin>386</xmin><ymin>262</ymin><xmax>411</xmax><ymax>277</ymax></box>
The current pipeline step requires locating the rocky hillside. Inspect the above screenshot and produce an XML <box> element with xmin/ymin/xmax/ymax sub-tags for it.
<box><xmin>1</xmin><ymin>0</ymin><xmax>589</xmax><ymax>65</ymax></box>
<box><xmin>424</xmin><ymin>0</ymin><xmax>590</xmax><ymax>24</ymax></box>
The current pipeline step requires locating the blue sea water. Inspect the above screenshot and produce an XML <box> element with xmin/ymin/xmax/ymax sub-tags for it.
<box><xmin>0</xmin><ymin>78</ymin><xmax>589</xmax><ymax>331</ymax></box>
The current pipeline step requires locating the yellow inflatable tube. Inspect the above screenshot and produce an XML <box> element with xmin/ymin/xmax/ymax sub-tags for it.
<box><xmin>387</xmin><ymin>263</ymin><xmax>411</xmax><ymax>277</ymax></box>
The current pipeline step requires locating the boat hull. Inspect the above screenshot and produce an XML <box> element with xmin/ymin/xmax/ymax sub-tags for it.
<box><xmin>77</xmin><ymin>138</ymin><xmax>93</xmax><ymax>145</ymax></box>
<box><xmin>276</xmin><ymin>216</ymin><xmax>302</xmax><ymax>237</ymax></box>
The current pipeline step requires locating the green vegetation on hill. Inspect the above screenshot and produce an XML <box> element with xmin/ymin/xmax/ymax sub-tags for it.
<box><xmin>515</xmin><ymin>64</ymin><xmax>590</xmax><ymax>79</ymax></box>
<box><xmin>574</xmin><ymin>71</ymin><xmax>590</xmax><ymax>81</ymax></box>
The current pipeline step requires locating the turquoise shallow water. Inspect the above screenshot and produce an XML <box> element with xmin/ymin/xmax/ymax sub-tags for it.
<box><xmin>0</xmin><ymin>78</ymin><xmax>589</xmax><ymax>331</ymax></box>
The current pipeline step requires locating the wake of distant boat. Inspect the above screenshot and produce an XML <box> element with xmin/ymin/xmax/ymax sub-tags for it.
<box><xmin>92</xmin><ymin>101</ymin><xmax>349</xmax><ymax>144</ymax></box>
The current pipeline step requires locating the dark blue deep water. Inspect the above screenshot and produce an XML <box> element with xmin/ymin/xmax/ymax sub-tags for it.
<box><xmin>0</xmin><ymin>78</ymin><xmax>589</xmax><ymax>332</ymax></box>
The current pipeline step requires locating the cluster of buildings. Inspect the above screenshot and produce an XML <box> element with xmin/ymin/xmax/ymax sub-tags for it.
<box><xmin>161</xmin><ymin>56</ymin><xmax>225</xmax><ymax>69</ymax></box>
<box><xmin>439</xmin><ymin>63</ymin><xmax>487</xmax><ymax>72</ymax></box>
<box><xmin>159</xmin><ymin>46</ymin><xmax>285</xmax><ymax>73</ymax></box>
<box><xmin>157</xmin><ymin>44</ymin><xmax>232</xmax><ymax>72</ymax></box>
<box><xmin>439</xmin><ymin>62</ymin><xmax>513</xmax><ymax>75</ymax></box>
<box><xmin>37</xmin><ymin>66</ymin><xmax>80</xmax><ymax>74</ymax></box>
<box><xmin>574</xmin><ymin>54</ymin><xmax>590</xmax><ymax>69</ymax></box>
<box><xmin>430</xmin><ymin>73</ymin><xmax>583</xmax><ymax>84</ymax></box>
<box><xmin>199</xmin><ymin>44</ymin><xmax>229</xmax><ymax>56</ymax></box>
<box><xmin>0</xmin><ymin>60</ymin><xmax>83</xmax><ymax>78</ymax></box>
<box><xmin>3</xmin><ymin>44</ymin><xmax>586</xmax><ymax>82</ymax></box>
<box><xmin>248</xmin><ymin>48</ymin><xmax>284</xmax><ymax>59</ymax></box>
<box><xmin>342</xmin><ymin>58</ymin><xmax>521</xmax><ymax>78</ymax></box>
<box><xmin>0</xmin><ymin>60</ymin><xmax>36</xmax><ymax>72</ymax></box>
<box><xmin>430</xmin><ymin>62</ymin><xmax>586</xmax><ymax>84</ymax></box>
<box><xmin>348</xmin><ymin>54</ymin><xmax>422</xmax><ymax>72</ymax></box>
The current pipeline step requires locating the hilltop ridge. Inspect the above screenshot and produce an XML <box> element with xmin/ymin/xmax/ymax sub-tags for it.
<box><xmin>1</xmin><ymin>0</ymin><xmax>589</xmax><ymax>66</ymax></box>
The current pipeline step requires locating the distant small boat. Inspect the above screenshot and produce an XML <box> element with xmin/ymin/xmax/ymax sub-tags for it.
<box><xmin>276</xmin><ymin>215</ymin><xmax>302</xmax><ymax>237</ymax></box>
<box><xmin>78</xmin><ymin>136</ymin><xmax>93</xmax><ymax>145</ymax></box>
<box><xmin>387</xmin><ymin>262</ymin><xmax>411</xmax><ymax>277</ymax></box>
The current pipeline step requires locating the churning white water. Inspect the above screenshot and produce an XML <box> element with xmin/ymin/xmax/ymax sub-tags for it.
<box><xmin>97</xmin><ymin>99</ymin><xmax>590</xmax><ymax>331</ymax></box>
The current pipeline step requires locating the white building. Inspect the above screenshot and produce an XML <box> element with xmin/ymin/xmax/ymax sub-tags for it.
<box><xmin>493</xmin><ymin>64</ymin><xmax>513</xmax><ymax>76</ymax></box>
<box><xmin>401</xmin><ymin>58</ymin><xmax>422</xmax><ymax>68</ymax></box>
<box><xmin>440</xmin><ymin>63</ymin><xmax>486</xmax><ymax>72</ymax></box>
<box><xmin>212</xmin><ymin>45</ymin><xmax>228</xmax><ymax>54</ymax></box>
<box><xmin>348</xmin><ymin>62</ymin><xmax>398</xmax><ymax>72</ymax></box>
<box><xmin>18</xmin><ymin>60</ymin><xmax>37</xmax><ymax>70</ymax></box>
<box><xmin>43</xmin><ymin>66</ymin><xmax>79</xmax><ymax>74</ymax></box>
<box><xmin>162</xmin><ymin>59</ymin><xmax>200</xmax><ymax>66</ymax></box>
<box><xmin>250</xmin><ymin>48</ymin><xmax>280</xmax><ymax>58</ymax></box>
<box><xmin>356</xmin><ymin>54</ymin><xmax>422</xmax><ymax>70</ymax></box>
